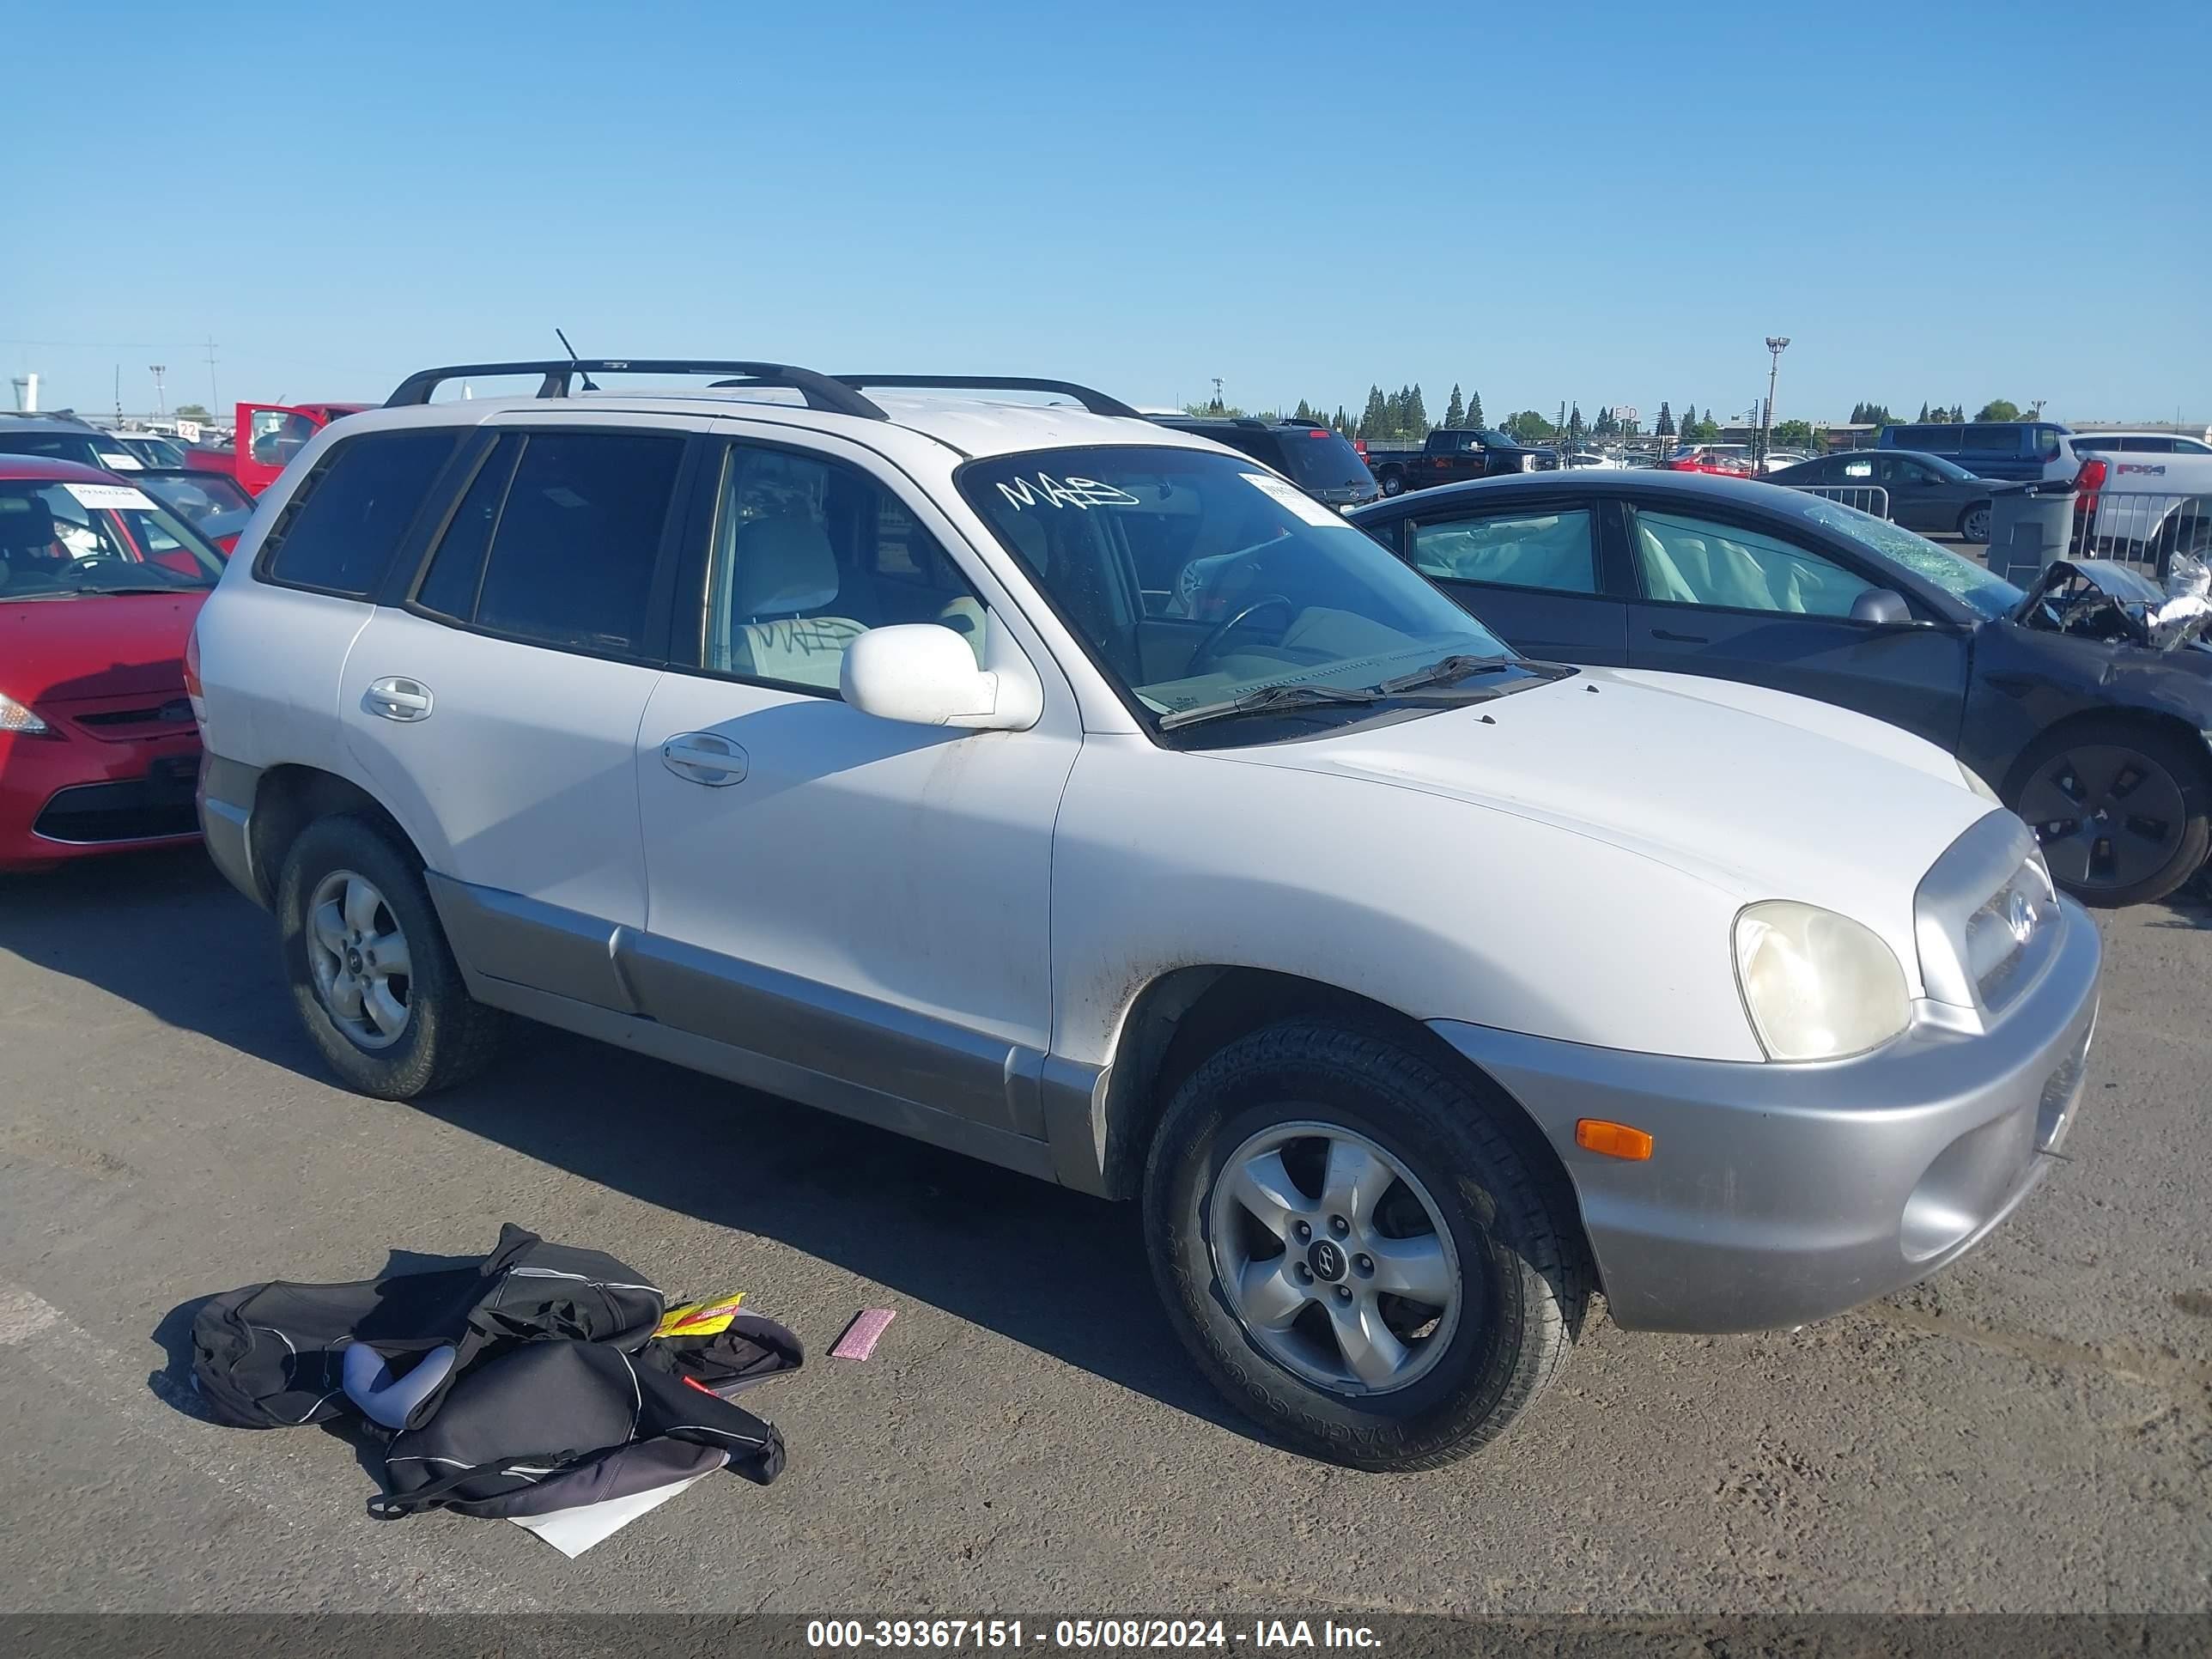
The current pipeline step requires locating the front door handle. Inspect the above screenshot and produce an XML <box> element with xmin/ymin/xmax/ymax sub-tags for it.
<box><xmin>1650</xmin><ymin>628</ymin><xmax>1710</xmax><ymax>644</ymax></box>
<box><xmin>364</xmin><ymin>677</ymin><xmax>434</xmax><ymax>722</ymax></box>
<box><xmin>661</xmin><ymin>732</ymin><xmax>748</xmax><ymax>787</ymax></box>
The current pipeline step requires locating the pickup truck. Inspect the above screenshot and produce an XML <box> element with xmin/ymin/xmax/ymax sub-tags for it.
<box><xmin>1359</xmin><ymin>427</ymin><xmax>1557</xmax><ymax>495</ymax></box>
<box><xmin>183</xmin><ymin>400</ymin><xmax>371</xmax><ymax>495</ymax></box>
<box><xmin>2071</xmin><ymin>451</ymin><xmax>2212</xmax><ymax>574</ymax></box>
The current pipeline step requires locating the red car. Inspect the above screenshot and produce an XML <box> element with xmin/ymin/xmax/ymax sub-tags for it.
<box><xmin>0</xmin><ymin>456</ymin><xmax>224</xmax><ymax>872</ymax></box>
<box><xmin>1664</xmin><ymin>445</ymin><xmax>1754</xmax><ymax>477</ymax></box>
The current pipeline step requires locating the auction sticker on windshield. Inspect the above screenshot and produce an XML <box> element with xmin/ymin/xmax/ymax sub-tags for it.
<box><xmin>64</xmin><ymin>483</ymin><xmax>160</xmax><ymax>513</ymax></box>
<box><xmin>1240</xmin><ymin>471</ymin><xmax>1340</xmax><ymax>528</ymax></box>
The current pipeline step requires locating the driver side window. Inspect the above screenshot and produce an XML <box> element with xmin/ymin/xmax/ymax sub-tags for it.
<box><xmin>703</xmin><ymin>443</ymin><xmax>983</xmax><ymax>693</ymax></box>
<box><xmin>1632</xmin><ymin>510</ymin><xmax>1875</xmax><ymax>617</ymax></box>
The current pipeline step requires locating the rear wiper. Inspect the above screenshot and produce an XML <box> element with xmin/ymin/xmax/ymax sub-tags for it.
<box><xmin>1158</xmin><ymin>683</ymin><xmax>1382</xmax><ymax>732</ymax></box>
<box><xmin>1375</xmin><ymin>653</ymin><xmax>1528</xmax><ymax>695</ymax></box>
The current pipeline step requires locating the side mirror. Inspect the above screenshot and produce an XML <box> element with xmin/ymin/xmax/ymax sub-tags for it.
<box><xmin>840</xmin><ymin>622</ymin><xmax>1042</xmax><ymax>731</ymax></box>
<box><xmin>1850</xmin><ymin>588</ymin><xmax>1914</xmax><ymax>625</ymax></box>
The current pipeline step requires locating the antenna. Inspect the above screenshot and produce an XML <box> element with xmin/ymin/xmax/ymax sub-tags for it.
<box><xmin>555</xmin><ymin>329</ymin><xmax>599</xmax><ymax>392</ymax></box>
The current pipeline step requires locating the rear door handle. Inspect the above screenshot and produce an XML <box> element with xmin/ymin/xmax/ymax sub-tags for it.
<box><xmin>1650</xmin><ymin>629</ymin><xmax>1710</xmax><ymax>644</ymax></box>
<box><xmin>364</xmin><ymin>677</ymin><xmax>434</xmax><ymax>722</ymax></box>
<box><xmin>661</xmin><ymin>732</ymin><xmax>748</xmax><ymax>787</ymax></box>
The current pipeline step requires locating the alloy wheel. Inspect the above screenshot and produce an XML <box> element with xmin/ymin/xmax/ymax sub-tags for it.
<box><xmin>305</xmin><ymin>869</ymin><xmax>414</xmax><ymax>1049</ymax></box>
<box><xmin>1963</xmin><ymin>505</ymin><xmax>1990</xmax><ymax>543</ymax></box>
<box><xmin>1207</xmin><ymin>1121</ymin><xmax>1462</xmax><ymax>1395</ymax></box>
<box><xmin>2018</xmin><ymin>743</ymin><xmax>2185</xmax><ymax>893</ymax></box>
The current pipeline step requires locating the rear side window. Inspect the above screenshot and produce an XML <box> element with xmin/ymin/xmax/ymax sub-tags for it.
<box><xmin>1961</xmin><ymin>425</ymin><xmax>2021</xmax><ymax>453</ymax></box>
<box><xmin>419</xmin><ymin>431</ymin><xmax>683</xmax><ymax>658</ymax></box>
<box><xmin>257</xmin><ymin>429</ymin><xmax>457</xmax><ymax>598</ymax></box>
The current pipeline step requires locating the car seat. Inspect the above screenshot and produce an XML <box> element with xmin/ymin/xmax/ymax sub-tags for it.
<box><xmin>0</xmin><ymin>497</ymin><xmax>62</xmax><ymax>589</ymax></box>
<box><xmin>726</xmin><ymin>509</ymin><xmax>868</xmax><ymax>690</ymax></box>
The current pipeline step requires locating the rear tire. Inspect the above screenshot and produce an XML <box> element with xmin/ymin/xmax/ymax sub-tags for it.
<box><xmin>276</xmin><ymin>813</ymin><xmax>507</xmax><ymax>1097</ymax></box>
<box><xmin>1379</xmin><ymin>470</ymin><xmax>1404</xmax><ymax>497</ymax></box>
<box><xmin>2008</xmin><ymin>717</ymin><xmax>2212</xmax><ymax>908</ymax></box>
<box><xmin>1143</xmin><ymin>1019</ymin><xmax>1584</xmax><ymax>1471</ymax></box>
<box><xmin>1960</xmin><ymin>502</ymin><xmax>1991</xmax><ymax>544</ymax></box>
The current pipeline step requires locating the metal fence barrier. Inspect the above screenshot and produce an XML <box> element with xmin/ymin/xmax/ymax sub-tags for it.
<box><xmin>1783</xmin><ymin>483</ymin><xmax>1890</xmax><ymax>520</ymax></box>
<box><xmin>2070</xmin><ymin>489</ymin><xmax>2210</xmax><ymax>576</ymax></box>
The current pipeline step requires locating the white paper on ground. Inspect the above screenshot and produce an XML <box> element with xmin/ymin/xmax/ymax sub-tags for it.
<box><xmin>509</xmin><ymin>1465</ymin><xmax>720</xmax><ymax>1558</ymax></box>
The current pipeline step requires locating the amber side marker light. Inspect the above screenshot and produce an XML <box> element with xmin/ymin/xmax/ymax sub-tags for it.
<box><xmin>1575</xmin><ymin>1119</ymin><xmax>1655</xmax><ymax>1160</ymax></box>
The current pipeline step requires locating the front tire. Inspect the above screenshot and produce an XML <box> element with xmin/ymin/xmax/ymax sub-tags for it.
<box><xmin>2008</xmin><ymin>717</ymin><xmax>2212</xmax><ymax>907</ymax></box>
<box><xmin>276</xmin><ymin>814</ymin><xmax>507</xmax><ymax>1097</ymax></box>
<box><xmin>1143</xmin><ymin>1019</ymin><xmax>1584</xmax><ymax>1471</ymax></box>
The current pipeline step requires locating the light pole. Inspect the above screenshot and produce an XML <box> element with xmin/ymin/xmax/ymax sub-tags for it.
<box><xmin>1759</xmin><ymin>337</ymin><xmax>1790</xmax><ymax>469</ymax></box>
<box><xmin>148</xmin><ymin>364</ymin><xmax>167</xmax><ymax>420</ymax></box>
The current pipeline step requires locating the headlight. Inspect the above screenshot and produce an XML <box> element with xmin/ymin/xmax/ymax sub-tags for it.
<box><xmin>1733</xmin><ymin>901</ymin><xmax>1911</xmax><ymax>1060</ymax></box>
<box><xmin>0</xmin><ymin>692</ymin><xmax>49</xmax><ymax>736</ymax></box>
<box><xmin>1958</xmin><ymin>761</ymin><xmax>2002</xmax><ymax>805</ymax></box>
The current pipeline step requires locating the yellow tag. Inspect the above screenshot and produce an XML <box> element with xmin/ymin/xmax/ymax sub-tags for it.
<box><xmin>654</xmin><ymin>1291</ymin><xmax>746</xmax><ymax>1338</ymax></box>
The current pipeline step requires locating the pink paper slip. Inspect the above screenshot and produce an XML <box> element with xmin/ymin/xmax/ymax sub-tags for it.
<box><xmin>832</xmin><ymin>1308</ymin><xmax>896</xmax><ymax>1360</ymax></box>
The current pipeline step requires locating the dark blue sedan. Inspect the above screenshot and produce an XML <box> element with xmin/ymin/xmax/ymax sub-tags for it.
<box><xmin>1350</xmin><ymin>470</ymin><xmax>2212</xmax><ymax>906</ymax></box>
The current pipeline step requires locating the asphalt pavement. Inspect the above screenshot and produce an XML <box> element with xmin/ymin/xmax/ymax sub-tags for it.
<box><xmin>0</xmin><ymin>848</ymin><xmax>2207</xmax><ymax>1616</ymax></box>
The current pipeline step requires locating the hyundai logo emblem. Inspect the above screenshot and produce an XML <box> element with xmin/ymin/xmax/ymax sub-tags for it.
<box><xmin>2007</xmin><ymin>890</ymin><xmax>2038</xmax><ymax>946</ymax></box>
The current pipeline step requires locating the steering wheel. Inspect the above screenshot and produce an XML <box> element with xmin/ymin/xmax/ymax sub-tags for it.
<box><xmin>1188</xmin><ymin>594</ymin><xmax>1296</xmax><ymax>676</ymax></box>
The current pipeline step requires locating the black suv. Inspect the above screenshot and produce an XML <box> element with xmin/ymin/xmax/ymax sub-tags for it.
<box><xmin>1147</xmin><ymin>416</ymin><xmax>1381</xmax><ymax>510</ymax></box>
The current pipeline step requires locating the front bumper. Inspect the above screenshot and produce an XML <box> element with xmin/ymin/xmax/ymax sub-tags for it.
<box><xmin>1430</xmin><ymin>896</ymin><xmax>2101</xmax><ymax>1334</ymax></box>
<box><xmin>0</xmin><ymin>728</ymin><xmax>202</xmax><ymax>869</ymax></box>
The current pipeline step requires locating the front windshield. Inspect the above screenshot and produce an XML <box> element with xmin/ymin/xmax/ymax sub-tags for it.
<box><xmin>0</xmin><ymin>479</ymin><xmax>223</xmax><ymax>598</ymax></box>
<box><xmin>958</xmin><ymin>446</ymin><xmax>1521</xmax><ymax>726</ymax></box>
<box><xmin>1796</xmin><ymin>497</ymin><xmax>2021</xmax><ymax>621</ymax></box>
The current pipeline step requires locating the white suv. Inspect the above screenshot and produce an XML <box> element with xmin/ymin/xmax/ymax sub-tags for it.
<box><xmin>193</xmin><ymin>360</ymin><xmax>2101</xmax><ymax>1469</ymax></box>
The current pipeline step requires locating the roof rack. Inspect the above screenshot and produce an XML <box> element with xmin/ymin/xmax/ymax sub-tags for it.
<box><xmin>383</xmin><ymin>360</ymin><xmax>889</xmax><ymax>419</ymax></box>
<box><xmin>1</xmin><ymin>408</ymin><xmax>88</xmax><ymax>424</ymax></box>
<box><xmin>830</xmin><ymin>376</ymin><xmax>1140</xmax><ymax>419</ymax></box>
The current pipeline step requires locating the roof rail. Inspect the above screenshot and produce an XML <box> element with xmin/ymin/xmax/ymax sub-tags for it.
<box><xmin>383</xmin><ymin>360</ymin><xmax>888</xmax><ymax>419</ymax></box>
<box><xmin>1</xmin><ymin>408</ymin><xmax>88</xmax><ymax>423</ymax></box>
<box><xmin>830</xmin><ymin>376</ymin><xmax>1140</xmax><ymax>419</ymax></box>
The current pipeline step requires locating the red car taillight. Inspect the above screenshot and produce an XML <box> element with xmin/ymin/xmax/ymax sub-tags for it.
<box><xmin>185</xmin><ymin>624</ymin><xmax>206</xmax><ymax>727</ymax></box>
<box><xmin>2073</xmin><ymin>456</ymin><xmax>2106</xmax><ymax>519</ymax></box>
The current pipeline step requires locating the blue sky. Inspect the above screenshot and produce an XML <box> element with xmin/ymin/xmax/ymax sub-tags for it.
<box><xmin>9</xmin><ymin>1</ymin><xmax>2208</xmax><ymax>427</ymax></box>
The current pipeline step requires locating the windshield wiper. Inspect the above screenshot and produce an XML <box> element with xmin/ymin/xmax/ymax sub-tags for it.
<box><xmin>1374</xmin><ymin>653</ymin><xmax>1526</xmax><ymax>695</ymax></box>
<box><xmin>1158</xmin><ymin>683</ymin><xmax>1382</xmax><ymax>732</ymax></box>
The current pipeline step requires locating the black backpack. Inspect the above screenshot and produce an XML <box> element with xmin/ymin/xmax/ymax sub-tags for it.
<box><xmin>190</xmin><ymin>1223</ymin><xmax>665</xmax><ymax>1431</ymax></box>
<box><xmin>368</xmin><ymin>1337</ymin><xmax>786</xmax><ymax>1519</ymax></box>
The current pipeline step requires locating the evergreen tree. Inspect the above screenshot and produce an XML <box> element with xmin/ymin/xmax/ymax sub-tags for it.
<box><xmin>1568</xmin><ymin>404</ymin><xmax>1585</xmax><ymax>443</ymax></box>
<box><xmin>1951</xmin><ymin>404</ymin><xmax>1966</xmax><ymax>423</ymax></box>
<box><xmin>1444</xmin><ymin>385</ymin><xmax>1465</xmax><ymax>428</ymax></box>
<box><xmin>1358</xmin><ymin>386</ymin><xmax>1386</xmax><ymax>442</ymax></box>
<box><xmin>1917</xmin><ymin>402</ymin><xmax>1930</xmax><ymax>421</ymax></box>
<box><xmin>1293</xmin><ymin>398</ymin><xmax>1314</xmax><ymax>422</ymax></box>
<box><xmin>1404</xmin><ymin>384</ymin><xmax>1430</xmax><ymax>434</ymax></box>
<box><xmin>1656</xmin><ymin>400</ymin><xmax>1674</xmax><ymax>437</ymax></box>
<box><xmin>1467</xmin><ymin>389</ymin><xmax>1484</xmax><ymax>428</ymax></box>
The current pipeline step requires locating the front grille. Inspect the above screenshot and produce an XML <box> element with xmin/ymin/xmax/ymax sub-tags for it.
<box><xmin>1965</xmin><ymin>855</ymin><xmax>2060</xmax><ymax>1018</ymax></box>
<box><xmin>1914</xmin><ymin>811</ymin><xmax>2055</xmax><ymax>1027</ymax></box>
<box><xmin>76</xmin><ymin>698</ymin><xmax>194</xmax><ymax>730</ymax></box>
<box><xmin>33</xmin><ymin>768</ymin><xmax>200</xmax><ymax>845</ymax></box>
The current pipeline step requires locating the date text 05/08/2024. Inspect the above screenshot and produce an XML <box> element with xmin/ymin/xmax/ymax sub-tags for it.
<box><xmin>805</xmin><ymin>1620</ymin><xmax>1383</xmax><ymax>1650</ymax></box>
